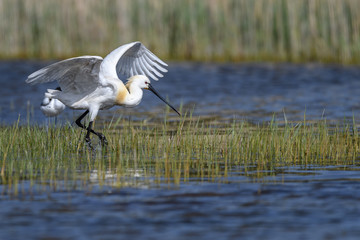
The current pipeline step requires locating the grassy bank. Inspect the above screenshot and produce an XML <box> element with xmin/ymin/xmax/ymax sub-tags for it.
<box><xmin>0</xmin><ymin>0</ymin><xmax>360</xmax><ymax>63</ymax></box>
<box><xmin>1</xmin><ymin>115</ymin><xmax>359</xmax><ymax>195</ymax></box>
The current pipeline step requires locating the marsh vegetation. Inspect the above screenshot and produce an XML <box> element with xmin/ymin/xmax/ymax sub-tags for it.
<box><xmin>1</xmin><ymin>114</ymin><xmax>359</xmax><ymax>195</ymax></box>
<box><xmin>1</xmin><ymin>0</ymin><xmax>360</xmax><ymax>63</ymax></box>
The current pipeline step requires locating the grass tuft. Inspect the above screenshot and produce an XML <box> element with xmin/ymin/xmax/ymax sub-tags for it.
<box><xmin>0</xmin><ymin>114</ymin><xmax>360</xmax><ymax>195</ymax></box>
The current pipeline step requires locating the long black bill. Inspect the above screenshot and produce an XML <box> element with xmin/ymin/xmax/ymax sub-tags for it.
<box><xmin>148</xmin><ymin>84</ymin><xmax>181</xmax><ymax>116</ymax></box>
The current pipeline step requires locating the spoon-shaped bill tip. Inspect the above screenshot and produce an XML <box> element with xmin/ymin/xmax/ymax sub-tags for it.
<box><xmin>148</xmin><ymin>84</ymin><xmax>181</xmax><ymax>116</ymax></box>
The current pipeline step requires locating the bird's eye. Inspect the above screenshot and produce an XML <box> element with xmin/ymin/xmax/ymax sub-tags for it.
<box><xmin>145</xmin><ymin>81</ymin><xmax>149</xmax><ymax>84</ymax></box>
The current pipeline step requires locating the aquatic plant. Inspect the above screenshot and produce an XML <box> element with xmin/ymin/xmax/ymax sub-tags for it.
<box><xmin>0</xmin><ymin>0</ymin><xmax>359</xmax><ymax>63</ymax></box>
<box><xmin>0</xmin><ymin>114</ymin><xmax>359</xmax><ymax>195</ymax></box>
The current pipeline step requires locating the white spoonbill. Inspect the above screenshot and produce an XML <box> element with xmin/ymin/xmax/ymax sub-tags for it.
<box><xmin>26</xmin><ymin>41</ymin><xmax>180</xmax><ymax>146</ymax></box>
<box><xmin>40</xmin><ymin>87</ymin><xmax>66</xmax><ymax>117</ymax></box>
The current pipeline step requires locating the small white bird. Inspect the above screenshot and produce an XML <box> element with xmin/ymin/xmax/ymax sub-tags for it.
<box><xmin>40</xmin><ymin>87</ymin><xmax>66</xmax><ymax>117</ymax></box>
<box><xmin>26</xmin><ymin>41</ymin><xmax>180</xmax><ymax>146</ymax></box>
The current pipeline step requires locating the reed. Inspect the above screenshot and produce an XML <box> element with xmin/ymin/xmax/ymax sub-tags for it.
<box><xmin>0</xmin><ymin>0</ymin><xmax>359</xmax><ymax>63</ymax></box>
<box><xmin>0</xmin><ymin>114</ymin><xmax>359</xmax><ymax>195</ymax></box>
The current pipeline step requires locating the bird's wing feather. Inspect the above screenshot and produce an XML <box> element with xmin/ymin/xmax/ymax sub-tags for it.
<box><xmin>100</xmin><ymin>41</ymin><xmax>167</xmax><ymax>81</ymax></box>
<box><xmin>26</xmin><ymin>56</ymin><xmax>103</xmax><ymax>95</ymax></box>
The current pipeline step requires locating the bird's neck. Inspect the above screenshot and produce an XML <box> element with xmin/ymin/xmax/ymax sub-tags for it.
<box><xmin>127</xmin><ymin>84</ymin><xmax>143</xmax><ymax>107</ymax></box>
<box><xmin>116</xmin><ymin>83</ymin><xmax>143</xmax><ymax>107</ymax></box>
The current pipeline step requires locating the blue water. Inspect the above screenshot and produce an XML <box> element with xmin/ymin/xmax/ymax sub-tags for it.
<box><xmin>1</xmin><ymin>61</ymin><xmax>360</xmax><ymax>124</ymax></box>
<box><xmin>2</xmin><ymin>166</ymin><xmax>360</xmax><ymax>240</ymax></box>
<box><xmin>1</xmin><ymin>61</ymin><xmax>360</xmax><ymax>240</ymax></box>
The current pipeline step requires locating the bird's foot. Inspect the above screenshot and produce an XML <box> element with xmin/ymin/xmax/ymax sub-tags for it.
<box><xmin>85</xmin><ymin>136</ymin><xmax>95</xmax><ymax>150</ymax></box>
<box><xmin>98</xmin><ymin>134</ymin><xmax>108</xmax><ymax>147</ymax></box>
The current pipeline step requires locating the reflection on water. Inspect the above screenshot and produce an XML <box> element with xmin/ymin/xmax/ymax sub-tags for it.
<box><xmin>1</xmin><ymin>61</ymin><xmax>360</xmax><ymax>124</ymax></box>
<box><xmin>1</xmin><ymin>166</ymin><xmax>360</xmax><ymax>240</ymax></box>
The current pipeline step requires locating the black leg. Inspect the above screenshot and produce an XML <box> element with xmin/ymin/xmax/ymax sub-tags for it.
<box><xmin>85</xmin><ymin>120</ymin><xmax>93</xmax><ymax>143</ymax></box>
<box><xmin>75</xmin><ymin>110</ymin><xmax>101</xmax><ymax>136</ymax></box>
<box><xmin>75</xmin><ymin>110</ymin><xmax>89</xmax><ymax>129</ymax></box>
<box><xmin>86</xmin><ymin>121</ymin><xmax>108</xmax><ymax>146</ymax></box>
<box><xmin>75</xmin><ymin>110</ymin><xmax>107</xmax><ymax>146</ymax></box>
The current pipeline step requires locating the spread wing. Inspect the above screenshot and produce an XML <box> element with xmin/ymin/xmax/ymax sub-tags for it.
<box><xmin>100</xmin><ymin>41</ymin><xmax>167</xmax><ymax>81</ymax></box>
<box><xmin>26</xmin><ymin>56</ymin><xmax>103</xmax><ymax>95</ymax></box>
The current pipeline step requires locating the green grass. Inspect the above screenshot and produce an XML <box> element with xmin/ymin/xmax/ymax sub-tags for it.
<box><xmin>1</xmin><ymin>0</ymin><xmax>360</xmax><ymax>63</ymax></box>
<box><xmin>1</xmin><ymin>114</ymin><xmax>360</xmax><ymax>195</ymax></box>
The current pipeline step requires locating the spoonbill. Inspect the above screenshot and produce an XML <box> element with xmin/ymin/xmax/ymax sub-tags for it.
<box><xmin>40</xmin><ymin>87</ymin><xmax>66</xmax><ymax>117</ymax></box>
<box><xmin>26</xmin><ymin>41</ymin><xmax>180</xmax><ymax>146</ymax></box>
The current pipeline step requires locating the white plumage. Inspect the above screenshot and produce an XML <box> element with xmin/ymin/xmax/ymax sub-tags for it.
<box><xmin>40</xmin><ymin>96</ymin><xmax>66</xmax><ymax>117</ymax></box>
<box><xmin>26</xmin><ymin>41</ymin><xmax>179</xmax><ymax>146</ymax></box>
<box><xmin>40</xmin><ymin>86</ymin><xmax>66</xmax><ymax>117</ymax></box>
